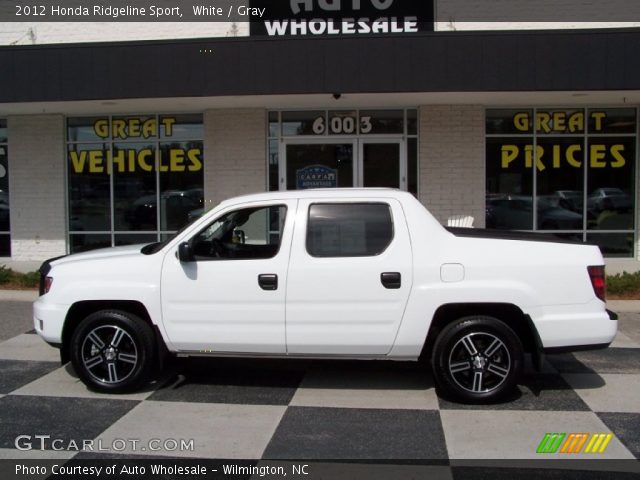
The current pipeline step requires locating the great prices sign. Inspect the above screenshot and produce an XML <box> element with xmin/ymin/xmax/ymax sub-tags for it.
<box><xmin>496</xmin><ymin>110</ymin><xmax>633</xmax><ymax>172</ymax></box>
<box><xmin>250</xmin><ymin>0</ymin><xmax>433</xmax><ymax>36</ymax></box>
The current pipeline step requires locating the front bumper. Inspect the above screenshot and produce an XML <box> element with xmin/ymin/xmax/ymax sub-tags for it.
<box><xmin>33</xmin><ymin>297</ymin><xmax>69</xmax><ymax>345</ymax></box>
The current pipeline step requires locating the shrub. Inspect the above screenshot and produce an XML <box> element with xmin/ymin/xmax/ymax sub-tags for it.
<box><xmin>607</xmin><ymin>271</ymin><xmax>640</xmax><ymax>297</ymax></box>
<box><xmin>0</xmin><ymin>265</ymin><xmax>13</xmax><ymax>284</ymax></box>
<box><xmin>0</xmin><ymin>265</ymin><xmax>39</xmax><ymax>289</ymax></box>
<box><xmin>16</xmin><ymin>271</ymin><xmax>40</xmax><ymax>288</ymax></box>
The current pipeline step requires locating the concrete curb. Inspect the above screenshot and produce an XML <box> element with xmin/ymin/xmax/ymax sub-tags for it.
<box><xmin>606</xmin><ymin>300</ymin><xmax>640</xmax><ymax>313</ymax></box>
<box><xmin>0</xmin><ymin>290</ymin><xmax>38</xmax><ymax>302</ymax></box>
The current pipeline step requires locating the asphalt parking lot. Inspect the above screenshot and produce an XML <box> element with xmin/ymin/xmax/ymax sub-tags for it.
<box><xmin>0</xmin><ymin>298</ymin><xmax>639</xmax><ymax>478</ymax></box>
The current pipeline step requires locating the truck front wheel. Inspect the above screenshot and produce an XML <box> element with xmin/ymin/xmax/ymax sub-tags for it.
<box><xmin>70</xmin><ymin>310</ymin><xmax>156</xmax><ymax>393</ymax></box>
<box><xmin>431</xmin><ymin>316</ymin><xmax>523</xmax><ymax>403</ymax></box>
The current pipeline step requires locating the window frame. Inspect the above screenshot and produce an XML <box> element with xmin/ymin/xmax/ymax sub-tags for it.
<box><xmin>305</xmin><ymin>202</ymin><xmax>395</xmax><ymax>258</ymax></box>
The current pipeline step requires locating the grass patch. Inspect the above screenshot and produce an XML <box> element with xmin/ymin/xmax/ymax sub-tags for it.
<box><xmin>0</xmin><ymin>265</ymin><xmax>39</xmax><ymax>290</ymax></box>
<box><xmin>607</xmin><ymin>271</ymin><xmax>640</xmax><ymax>300</ymax></box>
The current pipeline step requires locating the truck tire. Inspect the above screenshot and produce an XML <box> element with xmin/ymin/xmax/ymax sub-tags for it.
<box><xmin>431</xmin><ymin>316</ymin><xmax>523</xmax><ymax>403</ymax></box>
<box><xmin>70</xmin><ymin>310</ymin><xmax>156</xmax><ymax>393</ymax></box>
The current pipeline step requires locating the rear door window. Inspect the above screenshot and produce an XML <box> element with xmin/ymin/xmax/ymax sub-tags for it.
<box><xmin>306</xmin><ymin>203</ymin><xmax>393</xmax><ymax>257</ymax></box>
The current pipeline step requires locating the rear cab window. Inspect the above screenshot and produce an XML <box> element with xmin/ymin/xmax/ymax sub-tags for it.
<box><xmin>306</xmin><ymin>203</ymin><xmax>394</xmax><ymax>257</ymax></box>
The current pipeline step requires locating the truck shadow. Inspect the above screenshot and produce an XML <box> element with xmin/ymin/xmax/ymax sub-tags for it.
<box><xmin>151</xmin><ymin>357</ymin><xmax>436</xmax><ymax>403</ymax></box>
<box><xmin>149</xmin><ymin>352</ymin><xmax>614</xmax><ymax>409</ymax></box>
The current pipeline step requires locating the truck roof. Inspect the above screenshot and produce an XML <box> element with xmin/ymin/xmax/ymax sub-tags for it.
<box><xmin>218</xmin><ymin>188</ymin><xmax>413</xmax><ymax>206</ymax></box>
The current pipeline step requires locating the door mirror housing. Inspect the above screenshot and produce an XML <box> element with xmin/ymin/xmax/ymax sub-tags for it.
<box><xmin>177</xmin><ymin>242</ymin><xmax>193</xmax><ymax>262</ymax></box>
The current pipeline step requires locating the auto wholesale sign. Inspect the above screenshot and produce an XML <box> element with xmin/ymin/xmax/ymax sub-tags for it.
<box><xmin>250</xmin><ymin>0</ymin><xmax>434</xmax><ymax>37</ymax></box>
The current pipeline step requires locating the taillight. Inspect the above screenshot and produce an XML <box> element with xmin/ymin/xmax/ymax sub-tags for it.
<box><xmin>588</xmin><ymin>266</ymin><xmax>606</xmax><ymax>302</ymax></box>
<box><xmin>44</xmin><ymin>276</ymin><xmax>53</xmax><ymax>294</ymax></box>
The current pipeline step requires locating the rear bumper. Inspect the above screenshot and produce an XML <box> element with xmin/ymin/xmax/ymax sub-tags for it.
<box><xmin>542</xmin><ymin>310</ymin><xmax>615</xmax><ymax>353</ymax></box>
<box><xmin>532</xmin><ymin>301</ymin><xmax>617</xmax><ymax>350</ymax></box>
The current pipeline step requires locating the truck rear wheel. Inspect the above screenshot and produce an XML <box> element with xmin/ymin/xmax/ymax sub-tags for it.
<box><xmin>70</xmin><ymin>310</ymin><xmax>156</xmax><ymax>393</ymax></box>
<box><xmin>431</xmin><ymin>316</ymin><xmax>523</xmax><ymax>403</ymax></box>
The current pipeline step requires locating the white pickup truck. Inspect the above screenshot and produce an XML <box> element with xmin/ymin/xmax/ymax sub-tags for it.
<box><xmin>34</xmin><ymin>189</ymin><xmax>617</xmax><ymax>403</ymax></box>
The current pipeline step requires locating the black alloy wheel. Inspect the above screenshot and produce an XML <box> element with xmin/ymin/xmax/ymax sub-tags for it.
<box><xmin>431</xmin><ymin>316</ymin><xmax>523</xmax><ymax>403</ymax></box>
<box><xmin>70</xmin><ymin>310</ymin><xmax>156</xmax><ymax>393</ymax></box>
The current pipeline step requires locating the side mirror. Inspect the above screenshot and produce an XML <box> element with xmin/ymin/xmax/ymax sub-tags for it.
<box><xmin>177</xmin><ymin>242</ymin><xmax>193</xmax><ymax>262</ymax></box>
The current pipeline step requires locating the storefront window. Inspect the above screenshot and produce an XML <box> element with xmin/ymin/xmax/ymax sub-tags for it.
<box><xmin>282</xmin><ymin>111</ymin><xmax>325</xmax><ymax>136</ymax></box>
<box><xmin>68</xmin><ymin>143</ymin><xmax>111</xmax><ymax>232</ymax></box>
<box><xmin>486</xmin><ymin>108</ymin><xmax>637</xmax><ymax>257</ymax></box>
<box><xmin>359</xmin><ymin>110</ymin><xmax>404</xmax><ymax>135</ymax></box>
<box><xmin>0</xmin><ymin>119</ymin><xmax>9</xmax><ymax>256</ymax></box>
<box><xmin>67</xmin><ymin>115</ymin><xmax>204</xmax><ymax>253</ymax></box>
<box><xmin>268</xmin><ymin>139</ymin><xmax>279</xmax><ymax>192</ymax></box>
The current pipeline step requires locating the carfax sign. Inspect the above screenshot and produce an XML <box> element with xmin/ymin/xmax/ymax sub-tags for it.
<box><xmin>296</xmin><ymin>165</ymin><xmax>338</xmax><ymax>189</ymax></box>
<box><xmin>250</xmin><ymin>0</ymin><xmax>434</xmax><ymax>36</ymax></box>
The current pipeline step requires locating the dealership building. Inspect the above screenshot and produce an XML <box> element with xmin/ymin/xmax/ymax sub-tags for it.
<box><xmin>2</xmin><ymin>2</ymin><xmax>640</xmax><ymax>270</ymax></box>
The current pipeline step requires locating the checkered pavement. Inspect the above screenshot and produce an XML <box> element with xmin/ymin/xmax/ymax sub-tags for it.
<box><xmin>0</xmin><ymin>308</ymin><xmax>639</xmax><ymax>475</ymax></box>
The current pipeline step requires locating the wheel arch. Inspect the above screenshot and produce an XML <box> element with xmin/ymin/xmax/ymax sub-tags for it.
<box><xmin>61</xmin><ymin>300</ymin><xmax>165</xmax><ymax>365</ymax></box>
<box><xmin>420</xmin><ymin>303</ymin><xmax>540</xmax><ymax>363</ymax></box>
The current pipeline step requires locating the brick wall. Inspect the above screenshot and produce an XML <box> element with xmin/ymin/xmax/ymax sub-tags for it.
<box><xmin>418</xmin><ymin>105</ymin><xmax>485</xmax><ymax>227</ymax></box>
<box><xmin>7</xmin><ymin>115</ymin><xmax>67</xmax><ymax>261</ymax></box>
<box><xmin>203</xmin><ymin>109</ymin><xmax>267</xmax><ymax>207</ymax></box>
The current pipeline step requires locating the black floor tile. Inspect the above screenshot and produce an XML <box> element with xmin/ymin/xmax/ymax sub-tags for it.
<box><xmin>263</xmin><ymin>406</ymin><xmax>448</xmax><ymax>460</ymax></box>
<box><xmin>438</xmin><ymin>374</ymin><xmax>590</xmax><ymax>411</ymax></box>
<box><xmin>597</xmin><ymin>412</ymin><xmax>640</xmax><ymax>459</ymax></box>
<box><xmin>148</xmin><ymin>358</ymin><xmax>305</xmax><ymax>405</ymax></box>
<box><xmin>0</xmin><ymin>359</ymin><xmax>60</xmax><ymax>393</ymax></box>
<box><xmin>547</xmin><ymin>349</ymin><xmax>640</xmax><ymax>374</ymax></box>
<box><xmin>0</xmin><ymin>395</ymin><xmax>139</xmax><ymax>449</ymax></box>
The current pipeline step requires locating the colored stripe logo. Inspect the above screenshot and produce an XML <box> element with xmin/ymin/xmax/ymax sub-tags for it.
<box><xmin>537</xmin><ymin>433</ymin><xmax>613</xmax><ymax>454</ymax></box>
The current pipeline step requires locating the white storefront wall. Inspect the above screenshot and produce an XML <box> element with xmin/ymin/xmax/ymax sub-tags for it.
<box><xmin>5</xmin><ymin>103</ymin><xmax>639</xmax><ymax>268</ymax></box>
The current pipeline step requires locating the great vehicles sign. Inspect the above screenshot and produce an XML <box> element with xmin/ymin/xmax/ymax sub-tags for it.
<box><xmin>69</xmin><ymin>116</ymin><xmax>203</xmax><ymax>174</ymax></box>
<box><xmin>250</xmin><ymin>0</ymin><xmax>433</xmax><ymax>36</ymax></box>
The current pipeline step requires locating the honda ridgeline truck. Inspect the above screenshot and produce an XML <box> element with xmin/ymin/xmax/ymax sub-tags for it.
<box><xmin>33</xmin><ymin>189</ymin><xmax>617</xmax><ymax>403</ymax></box>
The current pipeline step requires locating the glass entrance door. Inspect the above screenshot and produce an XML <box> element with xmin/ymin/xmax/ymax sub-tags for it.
<box><xmin>282</xmin><ymin>139</ymin><xmax>404</xmax><ymax>190</ymax></box>
<box><xmin>359</xmin><ymin>140</ymin><xmax>404</xmax><ymax>189</ymax></box>
<box><xmin>284</xmin><ymin>142</ymin><xmax>355</xmax><ymax>190</ymax></box>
